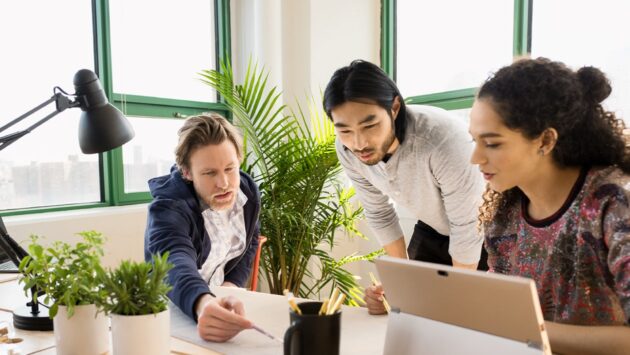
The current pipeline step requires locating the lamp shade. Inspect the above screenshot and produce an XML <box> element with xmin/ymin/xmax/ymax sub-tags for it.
<box><xmin>74</xmin><ymin>69</ymin><xmax>135</xmax><ymax>154</ymax></box>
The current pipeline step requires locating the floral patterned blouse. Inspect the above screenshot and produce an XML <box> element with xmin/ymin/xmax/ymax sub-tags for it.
<box><xmin>484</xmin><ymin>166</ymin><xmax>630</xmax><ymax>326</ymax></box>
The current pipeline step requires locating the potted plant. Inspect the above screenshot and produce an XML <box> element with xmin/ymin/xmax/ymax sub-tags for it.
<box><xmin>200</xmin><ymin>60</ymin><xmax>384</xmax><ymax>304</ymax></box>
<box><xmin>97</xmin><ymin>253</ymin><xmax>173</xmax><ymax>355</ymax></box>
<box><xmin>18</xmin><ymin>230</ymin><xmax>109</xmax><ymax>355</ymax></box>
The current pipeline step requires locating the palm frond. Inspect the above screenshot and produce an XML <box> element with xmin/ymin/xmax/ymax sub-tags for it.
<box><xmin>200</xmin><ymin>58</ymin><xmax>380</xmax><ymax>304</ymax></box>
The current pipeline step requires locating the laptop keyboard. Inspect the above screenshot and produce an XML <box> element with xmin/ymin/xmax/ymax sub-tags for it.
<box><xmin>0</xmin><ymin>260</ymin><xmax>18</xmax><ymax>272</ymax></box>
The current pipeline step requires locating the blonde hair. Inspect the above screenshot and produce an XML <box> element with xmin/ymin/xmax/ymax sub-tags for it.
<box><xmin>175</xmin><ymin>113</ymin><xmax>243</xmax><ymax>171</ymax></box>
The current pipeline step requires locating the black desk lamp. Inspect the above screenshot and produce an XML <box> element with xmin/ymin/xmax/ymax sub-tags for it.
<box><xmin>0</xmin><ymin>69</ymin><xmax>135</xmax><ymax>330</ymax></box>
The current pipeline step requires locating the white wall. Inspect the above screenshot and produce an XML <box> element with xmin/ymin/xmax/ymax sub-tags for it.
<box><xmin>231</xmin><ymin>0</ymin><xmax>381</xmax><ymax>114</ymax></box>
<box><xmin>230</xmin><ymin>0</ymin><xmax>284</xmax><ymax>87</ymax></box>
<box><xmin>4</xmin><ymin>205</ymin><xmax>147</xmax><ymax>268</ymax></box>
<box><xmin>308</xmin><ymin>0</ymin><xmax>410</xmax><ymax>292</ymax></box>
<box><xmin>308</xmin><ymin>0</ymin><xmax>381</xmax><ymax>95</ymax></box>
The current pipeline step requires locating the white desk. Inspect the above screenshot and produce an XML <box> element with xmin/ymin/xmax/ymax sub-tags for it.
<box><xmin>175</xmin><ymin>287</ymin><xmax>388</xmax><ymax>354</ymax></box>
<box><xmin>0</xmin><ymin>276</ymin><xmax>388</xmax><ymax>354</ymax></box>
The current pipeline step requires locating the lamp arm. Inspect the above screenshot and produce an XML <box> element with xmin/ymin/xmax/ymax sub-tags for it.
<box><xmin>0</xmin><ymin>92</ymin><xmax>79</xmax><ymax>151</ymax></box>
<box><xmin>0</xmin><ymin>95</ymin><xmax>56</xmax><ymax>134</ymax></box>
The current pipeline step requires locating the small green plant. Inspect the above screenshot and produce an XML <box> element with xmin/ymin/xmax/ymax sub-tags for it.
<box><xmin>18</xmin><ymin>231</ymin><xmax>105</xmax><ymax>318</ymax></box>
<box><xmin>97</xmin><ymin>253</ymin><xmax>173</xmax><ymax>316</ymax></box>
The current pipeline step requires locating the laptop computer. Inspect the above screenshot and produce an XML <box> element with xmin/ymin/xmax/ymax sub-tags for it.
<box><xmin>375</xmin><ymin>256</ymin><xmax>551</xmax><ymax>355</ymax></box>
<box><xmin>0</xmin><ymin>243</ymin><xmax>20</xmax><ymax>273</ymax></box>
<box><xmin>0</xmin><ymin>217</ymin><xmax>21</xmax><ymax>273</ymax></box>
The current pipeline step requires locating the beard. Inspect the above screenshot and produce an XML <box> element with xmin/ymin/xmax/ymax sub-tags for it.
<box><xmin>353</xmin><ymin>129</ymin><xmax>397</xmax><ymax>166</ymax></box>
<box><xmin>205</xmin><ymin>190</ymin><xmax>236</xmax><ymax>211</ymax></box>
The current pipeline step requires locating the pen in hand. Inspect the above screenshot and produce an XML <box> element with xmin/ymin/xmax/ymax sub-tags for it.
<box><xmin>251</xmin><ymin>324</ymin><xmax>283</xmax><ymax>343</ymax></box>
<box><xmin>369</xmin><ymin>272</ymin><xmax>391</xmax><ymax>314</ymax></box>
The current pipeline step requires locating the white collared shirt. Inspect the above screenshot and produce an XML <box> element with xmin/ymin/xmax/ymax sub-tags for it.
<box><xmin>198</xmin><ymin>189</ymin><xmax>248</xmax><ymax>288</ymax></box>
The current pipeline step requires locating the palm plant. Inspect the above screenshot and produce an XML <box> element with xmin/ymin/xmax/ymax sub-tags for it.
<box><xmin>199</xmin><ymin>59</ymin><xmax>383</xmax><ymax>305</ymax></box>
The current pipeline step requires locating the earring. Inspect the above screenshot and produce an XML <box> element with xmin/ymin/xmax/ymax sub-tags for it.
<box><xmin>538</xmin><ymin>149</ymin><xmax>544</xmax><ymax>156</ymax></box>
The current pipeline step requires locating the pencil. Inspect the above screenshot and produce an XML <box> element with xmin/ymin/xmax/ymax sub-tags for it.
<box><xmin>326</xmin><ymin>287</ymin><xmax>340</xmax><ymax>315</ymax></box>
<box><xmin>369</xmin><ymin>272</ymin><xmax>391</xmax><ymax>314</ymax></box>
<box><xmin>318</xmin><ymin>299</ymin><xmax>329</xmax><ymax>315</ymax></box>
<box><xmin>284</xmin><ymin>290</ymin><xmax>302</xmax><ymax>315</ymax></box>
<box><xmin>328</xmin><ymin>293</ymin><xmax>346</xmax><ymax>315</ymax></box>
<box><xmin>252</xmin><ymin>324</ymin><xmax>284</xmax><ymax>343</ymax></box>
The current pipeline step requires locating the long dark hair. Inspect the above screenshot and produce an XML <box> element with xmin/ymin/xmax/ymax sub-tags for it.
<box><xmin>323</xmin><ymin>60</ymin><xmax>408</xmax><ymax>143</ymax></box>
<box><xmin>477</xmin><ymin>57</ymin><xmax>630</xmax><ymax>227</ymax></box>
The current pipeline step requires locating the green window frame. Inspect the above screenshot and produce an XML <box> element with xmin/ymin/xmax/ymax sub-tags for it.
<box><xmin>381</xmin><ymin>0</ymin><xmax>532</xmax><ymax>110</ymax></box>
<box><xmin>1</xmin><ymin>0</ymin><xmax>232</xmax><ymax>217</ymax></box>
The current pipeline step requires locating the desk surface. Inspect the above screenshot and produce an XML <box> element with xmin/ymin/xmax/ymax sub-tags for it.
<box><xmin>175</xmin><ymin>287</ymin><xmax>388</xmax><ymax>354</ymax></box>
<box><xmin>0</xmin><ymin>276</ymin><xmax>387</xmax><ymax>354</ymax></box>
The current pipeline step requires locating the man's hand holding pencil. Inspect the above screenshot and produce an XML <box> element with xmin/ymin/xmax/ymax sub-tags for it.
<box><xmin>364</xmin><ymin>272</ymin><xmax>391</xmax><ymax>315</ymax></box>
<box><xmin>195</xmin><ymin>294</ymin><xmax>252</xmax><ymax>343</ymax></box>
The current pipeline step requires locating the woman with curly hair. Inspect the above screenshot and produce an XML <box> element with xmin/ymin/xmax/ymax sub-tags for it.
<box><xmin>469</xmin><ymin>58</ymin><xmax>630</xmax><ymax>354</ymax></box>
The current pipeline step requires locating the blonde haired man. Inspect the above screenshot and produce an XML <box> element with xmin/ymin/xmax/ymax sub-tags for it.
<box><xmin>145</xmin><ymin>113</ymin><xmax>260</xmax><ymax>342</ymax></box>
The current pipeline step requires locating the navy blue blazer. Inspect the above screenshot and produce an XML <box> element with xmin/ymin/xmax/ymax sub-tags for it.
<box><xmin>144</xmin><ymin>165</ymin><xmax>260</xmax><ymax>320</ymax></box>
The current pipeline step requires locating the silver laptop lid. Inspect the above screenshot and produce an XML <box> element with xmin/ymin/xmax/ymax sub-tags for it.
<box><xmin>375</xmin><ymin>256</ymin><xmax>550</xmax><ymax>350</ymax></box>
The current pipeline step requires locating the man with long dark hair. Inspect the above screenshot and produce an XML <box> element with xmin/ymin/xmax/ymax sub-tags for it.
<box><xmin>324</xmin><ymin>60</ymin><xmax>486</xmax><ymax>314</ymax></box>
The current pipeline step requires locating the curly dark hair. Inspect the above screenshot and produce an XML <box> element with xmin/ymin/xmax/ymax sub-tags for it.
<box><xmin>476</xmin><ymin>57</ymin><xmax>630</xmax><ymax>228</ymax></box>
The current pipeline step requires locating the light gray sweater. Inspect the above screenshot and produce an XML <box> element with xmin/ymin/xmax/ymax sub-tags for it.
<box><xmin>336</xmin><ymin>105</ymin><xmax>485</xmax><ymax>264</ymax></box>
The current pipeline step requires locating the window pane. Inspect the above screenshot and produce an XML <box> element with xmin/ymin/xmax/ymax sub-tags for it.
<box><xmin>110</xmin><ymin>0</ymin><xmax>217</xmax><ymax>102</ymax></box>
<box><xmin>532</xmin><ymin>0</ymin><xmax>630</xmax><ymax>121</ymax></box>
<box><xmin>0</xmin><ymin>1</ymin><xmax>99</xmax><ymax>210</ymax></box>
<box><xmin>397</xmin><ymin>0</ymin><xmax>513</xmax><ymax>97</ymax></box>
<box><xmin>122</xmin><ymin>117</ymin><xmax>182</xmax><ymax>193</ymax></box>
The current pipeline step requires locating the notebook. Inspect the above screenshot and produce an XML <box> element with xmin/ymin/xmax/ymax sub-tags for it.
<box><xmin>375</xmin><ymin>256</ymin><xmax>551</xmax><ymax>355</ymax></box>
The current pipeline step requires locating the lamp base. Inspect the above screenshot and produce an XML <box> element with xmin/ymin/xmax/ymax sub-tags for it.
<box><xmin>13</xmin><ymin>304</ymin><xmax>53</xmax><ymax>331</ymax></box>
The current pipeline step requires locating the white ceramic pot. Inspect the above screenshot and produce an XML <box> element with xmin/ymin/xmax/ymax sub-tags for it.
<box><xmin>53</xmin><ymin>304</ymin><xmax>110</xmax><ymax>355</ymax></box>
<box><xmin>111</xmin><ymin>309</ymin><xmax>170</xmax><ymax>355</ymax></box>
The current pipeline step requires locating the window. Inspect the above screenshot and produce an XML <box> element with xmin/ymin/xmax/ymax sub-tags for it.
<box><xmin>109</xmin><ymin>0</ymin><xmax>217</xmax><ymax>102</ymax></box>
<box><xmin>121</xmin><ymin>117</ymin><xmax>182</xmax><ymax>193</ymax></box>
<box><xmin>395</xmin><ymin>0</ymin><xmax>513</xmax><ymax>99</ymax></box>
<box><xmin>396</xmin><ymin>0</ymin><xmax>514</xmax><ymax>109</ymax></box>
<box><xmin>531</xmin><ymin>0</ymin><xmax>630</xmax><ymax>121</ymax></box>
<box><xmin>0</xmin><ymin>0</ymin><xmax>231</xmax><ymax>215</ymax></box>
<box><xmin>108</xmin><ymin>0</ymin><xmax>228</xmax><ymax>201</ymax></box>
<box><xmin>388</xmin><ymin>0</ymin><xmax>630</xmax><ymax>122</ymax></box>
<box><xmin>0</xmin><ymin>0</ymin><xmax>99</xmax><ymax>210</ymax></box>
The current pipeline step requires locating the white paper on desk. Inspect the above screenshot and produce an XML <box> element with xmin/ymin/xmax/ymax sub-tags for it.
<box><xmin>169</xmin><ymin>300</ymin><xmax>283</xmax><ymax>355</ymax></box>
<box><xmin>170</xmin><ymin>287</ymin><xmax>387</xmax><ymax>355</ymax></box>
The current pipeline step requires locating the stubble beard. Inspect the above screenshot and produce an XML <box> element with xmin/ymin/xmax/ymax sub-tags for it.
<box><xmin>207</xmin><ymin>191</ymin><xmax>236</xmax><ymax>211</ymax></box>
<box><xmin>358</xmin><ymin>129</ymin><xmax>397</xmax><ymax>166</ymax></box>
